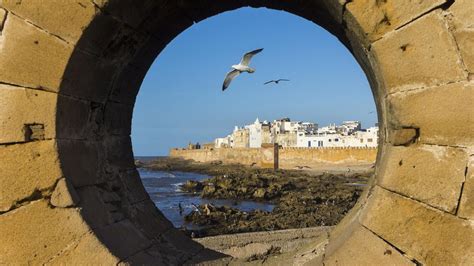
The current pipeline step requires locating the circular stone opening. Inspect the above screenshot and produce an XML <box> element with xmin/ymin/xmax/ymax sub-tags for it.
<box><xmin>132</xmin><ymin>6</ymin><xmax>378</xmax><ymax>249</ymax></box>
<box><xmin>1</xmin><ymin>1</ymin><xmax>472</xmax><ymax>265</ymax></box>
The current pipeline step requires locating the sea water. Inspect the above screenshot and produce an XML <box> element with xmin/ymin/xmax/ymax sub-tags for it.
<box><xmin>138</xmin><ymin>168</ymin><xmax>275</xmax><ymax>228</ymax></box>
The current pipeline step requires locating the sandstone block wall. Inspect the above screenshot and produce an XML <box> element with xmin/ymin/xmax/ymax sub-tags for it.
<box><xmin>1</xmin><ymin>0</ymin><xmax>472</xmax><ymax>264</ymax></box>
<box><xmin>170</xmin><ymin>147</ymin><xmax>377</xmax><ymax>169</ymax></box>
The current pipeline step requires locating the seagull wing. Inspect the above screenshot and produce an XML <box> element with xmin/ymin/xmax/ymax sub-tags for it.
<box><xmin>240</xmin><ymin>48</ymin><xmax>263</xmax><ymax>66</ymax></box>
<box><xmin>278</xmin><ymin>79</ymin><xmax>290</xmax><ymax>82</ymax></box>
<box><xmin>264</xmin><ymin>80</ymin><xmax>275</xmax><ymax>85</ymax></box>
<box><xmin>222</xmin><ymin>69</ymin><xmax>240</xmax><ymax>91</ymax></box>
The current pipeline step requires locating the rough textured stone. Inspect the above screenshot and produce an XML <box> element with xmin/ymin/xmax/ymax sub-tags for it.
<box><xmin>387</xmin><ymin>128</ymin><xmax>418</xmax><ymax>146</ymax></box>
<box><xmin>0</xmin><ymin>13</ymin><xmax>72</xmax><ymax>91</ymax></box>
<box><xmin>453</xmin><ymin>29</ymin><xmax>474</xmax><ymax>74</ymax></box>
<box><xmin>46</xmin><ymin>231</ymin><xmax>120</xmax><ymax>265</ymax></box>
<box><xmin>1</xmin><ymin>0</ymin><xmax>97</xmax><ymax>43</ymax></box>
<box><xmin>1</xmin><ymin>0</ymin><xmax>473</xmax><ymax>264</ymax></box>
<box><xmin>50</xmin><ymin>178</ymin><xmax>80</xmax><ymax>208</ymax></box>
<box><xmin>378</xmin><ymin>145</ymin><xmax>467</xmax><ymax>213</ymax></box>
<box><xmin>361</xmin><ymin>187</ymin><xmax>474</xmax><ymax>265</ymax></box>
<box><xmin>93</xmin><ymin>219</ymin><xmax>152</xmax><ymax>259</ymax></box>
<box><xmin>458</xmin><ymin>155</ymin><xmax>474</xmax><ymax>219</ymax></box>
<box><xmin>0</xmin><ymin>85</ymin><xmax>56</xmax><ymax>143</ymax></box>
<box><xmin>57</xmin><ymin>140</ymin><xmax>102</xmax><ymax>187</ymax></box>
<box><xmin>387</xmin><ymin>82</ymin><xmax>474</xmax><ymax>146</ymax></box>
<box><xmin>324</xmin><ymin>225</ymin><xmax>413</xmax><ymax>265</ymax></box>
<box><xmin>345</xmin><ymin>0</ymin><xmax>447</xmax><ymax>43</ymax></box>
<box><xmin>372</xmin><ymin>11</ymin><xmax>466</xmax><ymax>93</ymax></box>
<box><xmin>104</xmin><ymin>102</ymin><xmax>133</xmax><ymax>136</ymax></box>
<box><xmin>0</xmin><ymin>200</ymin><xmax>91</xmax><ymax>265</ymax></box>
<box><xmin>0</xmin><ymin>140</ymin><xmax>61</xmax><ymax>212</ymax></box>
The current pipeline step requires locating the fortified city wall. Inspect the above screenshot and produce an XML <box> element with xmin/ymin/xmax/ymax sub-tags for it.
<box><xmin>170</xmin><ymin>147</ymin><xmax>377</xmax><ymax>169</ymax></box>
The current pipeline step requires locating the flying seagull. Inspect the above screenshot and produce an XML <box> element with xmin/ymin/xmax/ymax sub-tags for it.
<box><xmin>264</xmin><ymin>79</ymin><xmax>290</xmax><ymax>85</ymax></box>
<box><xmin>222</xmin><ymin>48</ymin><xmax>264</xmax><ymax>91</ymax></box>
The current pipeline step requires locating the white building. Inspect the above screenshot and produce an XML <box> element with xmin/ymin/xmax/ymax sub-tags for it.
<box><xmin>297</xmin><ymin>124</ymin><xmax>378</xmax><ymax>148</ymax></box>
<box><xmin>245</xmin><ymin>118</ymin><xmax>267</xmax><ymax>148</ymax></box>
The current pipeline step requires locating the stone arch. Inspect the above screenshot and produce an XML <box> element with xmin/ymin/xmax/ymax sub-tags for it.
<box><xmin>0</xmin><ymin>0</ymin><xmax>473</xmax><ymax>264</ymax></box>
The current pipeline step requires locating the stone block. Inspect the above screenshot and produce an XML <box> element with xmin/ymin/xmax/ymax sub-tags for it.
<box><xmin>93</xmin><ymin>0</ymin><xmax>158</xmax><ymax>28</ymax></box>
<box><xmin>0</xmin><ymin>8</ymin><xmax>6</xmax><ymax>31</ymax></box>
<box><xmin>76</xmin><ymin>186</ymin><xmax>120</xmax><ymax>228</ymax></box>
<box><xmin>387</xmin><ymin>82</ymin><xmax>474</xmax><ymax>146</ymax></box>
<box><xmin>361</xmin><ymin>186</ymin><xmax>474</xmax><ymax>265</ymax></box>
<box><xmin>118</xmin><ymin>169</ymin><xmax>150</xmax><ymax>204</ymax></box>
<box><xmin>458</xmin><ymin>155</ymin><xmax>474</xmax><ymax>219</ymax></box>
<box><xmin>0</xmin><ymin>85</ymin><xmax>57</xmax><ymax>143</ymax></box>
<box><xmin>104</xmin><ymin>101</ymin><xmax>133</xmax><ymax>136</ymax></box>
<box><xmin>0</xmin><ymin>200</ymin><xmax>90</xmax><ymax>265</ymax></box>
<box><xmin>324</xmin><ymin>225</ymin><xmax>413</xmax><ymax>265</ymax></box>
<box><xmin>371</xmin><ymin>11</ymin><xmax>465</xmax><ymax>93</ymax></box>
<box><xmin>50</xmin><ymin>178</ymin><xmax>80</xmax><ymax>208</ymax></box>
<box><xmin>345</xmin><ymin>0</ymin><xmax>446</xmax><ymax>43</ymax></box>
<box><xmin>378</xmin><ymin>145</ymin><xmax>467</xmax><ymax>213</ymax></box>
<box><xmin>0</xmin><ymin>13</ymin><xmax>72</xmax><ymax>91</ymax></box>
<box><xmin>1</xmin><ymin>0</ymin><xmax>97</xmax><ymax>43</ymax></box>
<box><xmin>0</xmin><ymin>140</ymin><xmax>61</xmax><ymax>212</ymax></box>
<box><xmin>109</xmin><ymin>64</ymin><xmax>146</xmax><ymax>104</ymax></box>
<box><xmin>387</xmin><ymin>128</ymin><xmax>418</xmax><ymax>146</ymax></box>
<box><xmin>59</xmin><ymin>50</ymin><xmax>118</xmax><ymax>102</ymax></box>
<box><xmin>104</xmin><ymin>136</ymin><xmax>135</xmax><ymax>169</ymax></box>
<box><xmin>57</xmin><ymin>140</ymin><xmax>103</xmax><ymax>187</ymax></box>
<box><xmin>448</xmin><ymin>0</ymin><xmax>474</xmax><ymax>30</ymax></box>
<box><xmin>47</xmin><ymin>231</ymin><xmax>119</xmax><ymax>265</ymax></box>
<box><xmin>94</xmin><ymin>219</ymin><xmax>152</xmax><ymax>259</ymax></box>
<box><xmin>127</xmin><ymin>200</ymin><xmax>173</xmax><ymax>240</ymax></box>
<box><xmin>453</xmin><ymin>29</ymin><xmax>474</xmax><ymax>74</ymax></box>
<box><xmin>56</xmin><ymin>96</ymin><xmax>91</xmax><ymax>140</ymax></box>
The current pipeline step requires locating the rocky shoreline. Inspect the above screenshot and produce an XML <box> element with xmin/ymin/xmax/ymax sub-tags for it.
<box><xmin>140</xmin><ymin>157</ymin><xmax>372</xmax><ymax>237</ymax></box>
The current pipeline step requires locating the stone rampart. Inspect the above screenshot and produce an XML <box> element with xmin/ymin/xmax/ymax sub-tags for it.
<box><xmin>170</xmin><ymin>147</ymin><xmax>377</xmax><ymax>169</ymax></box>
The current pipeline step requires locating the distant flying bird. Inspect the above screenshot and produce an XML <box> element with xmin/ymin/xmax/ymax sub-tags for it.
<box><xmin>222</xmin><ymin>48</ymin><xmax>264</xmax><ymax>91</ymax></box>
<box><xmin>264</xmin><ymin>79</ymin><xmax>290</xmax><ymax>85</ymax></box>
<box><xmin>368</xmin><ymin>111</ymin><xmax>375</xmax><ymax>114</ymax></box>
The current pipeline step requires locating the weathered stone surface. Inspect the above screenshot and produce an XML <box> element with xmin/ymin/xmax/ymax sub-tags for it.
<box><xmin>127</xmin><ymin>200</ymin><xmax>173</xmax><ymax>240</ymax></box>
<box><xmin>0</xmin><ymin>13</ymin><xmax>72</xmax><ymax>91</ymax></box>
<box><xmin>59</xmin><ymin>51</ymin><xmax>118</xmax><ymax>102</ymax></box>
<box><xmin>448</xmin><ymin>0</ymin><xmax>474</xmax><ymax>30</ymax></box>
<box><xmin>93</xmin><ymin>219</ymin><xmax>152</xmax><ymax>259</ymax></box>
<box><xmin>453</xmin><ymin>29</ymin><xmax>474</xmax><ymax>74</ymax></box>
<box><xmin>378</xmin><ymin>145</ymin><xmax>467</xmax><ymax>213</ymax></box>
<box><xmin>1</xmin><ymin>0</ymin><xmax>97</xmax><ymax>43</ymax></box>
<box><xmin>372</xmin><ymin>11</ymin><xmax>466</xmax><ymax>93</ymax></box>
<box><xmin>458</xmin><ymin>155</ymin><xmax>474</xmax><ymax>220</ymax></box>
<box><xmin>0</xmin><ymin>200</ymin><xmax>90</xmax><ymax>265</ymax></box>
<box><xmin>324</xmin><ymin>225</ymin><xmax>413</xmax><ymax>265</ymax></box>
<box><xmin>345</xmin><ymin>0</ymin><xmax>447</xmax><ymax>43</ymax></box>
<box><xmin>93</xmin><ymin>0</ymin><xmax>157</xmax><ymax>28</ymax></box>
<box><xmin>387</xmin><ymin>128</ymin><xmax>418</xmax><ymax>146</ymax></box>
<box><xmin>387</xmin><ymin>82</ymin><xmax>474</xmax><ymax>146</ymax></box>
<box><xmin>104</xmin><ymin>136</ymin><xmax>135</xmax><ymax>169</ymax></box>
<box><xmin>57</xmin><ymin>140</ymin><xmax>102</xmax><ymax>187</ymax></box>
<box><xmin>76</xmin><ymin>186</ymin><xmax>121</xmax><ymax>228</ymax></box>
<box><xmin>47</xmin><ymin>231</ymin><xmax>120</xmax><ymax>265</ymax></box>
<box><xmin>104</xmin><ymin>102</ymin><xmax>133</xmax><ymax>136</ymax></box>
<box><xmin>0</xmin><ymin>8</ymin><xmax>6</xmax><ymax>31</ymax></box>
<box><xmin>109</xmin><ymin>64</ymin><xmax>146</xmax><ymax>104</ymax></box>
<box><xmin>0</xmin><ymin>85</ymin><xmax>56</xmax><ymax>143</ymax></box>
<box><xmin>50</xmin><ymin>178</ymin><xmax>80</xmax><ymax>208</ymax></box>
<box><xmin>0</xmin><ymin>140</ymin><xmax>61</xmax><ymax>212</ymax></box>
<box><xmin>55</xmin><ymin>96</ymin><xmax>91</xmax><ymax>139</ymax></box>
<box><xmin>361</xmin><ymin>187</ymin><xmax>474</xmax><ymax>265</ymax></box>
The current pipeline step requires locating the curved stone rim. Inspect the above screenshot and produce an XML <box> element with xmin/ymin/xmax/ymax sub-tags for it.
<box><xmin>0</xmin><ymin>0</ymin><xmax>472</xmax><ymax>264</ymax></box>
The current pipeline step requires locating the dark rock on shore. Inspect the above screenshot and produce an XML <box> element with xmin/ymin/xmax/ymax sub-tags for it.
<box><xmin>141</xmin><ymin>157</ymin><xmax>372</xmax><ymax>237</ymax></box>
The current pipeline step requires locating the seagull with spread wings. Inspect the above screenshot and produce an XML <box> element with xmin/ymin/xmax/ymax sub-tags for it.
<box><xmin>264</xmin><ymin>79</ymin><xmax>290</xmax><ymax>85</ymax></box>
<box><xmin>222</xmin><ymin>48</ymin><xmax>263</xmax><ymax>91</ymax></box>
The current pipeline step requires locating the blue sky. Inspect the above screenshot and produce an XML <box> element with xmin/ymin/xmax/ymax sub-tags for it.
<box><xmin>132</xmin><ymin>7</ymin><xmax>377</xmax><ymax>156</ymax></box>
